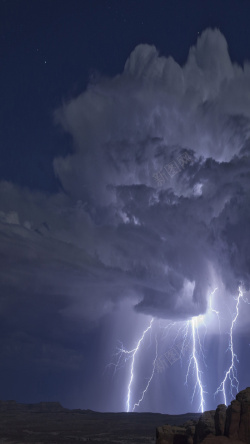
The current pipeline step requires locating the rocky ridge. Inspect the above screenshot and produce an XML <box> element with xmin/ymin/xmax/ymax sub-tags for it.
<box><xmin>156</xmin><ymin>387</ymin><xmax>250</xmax><ymax>444</ymax></box>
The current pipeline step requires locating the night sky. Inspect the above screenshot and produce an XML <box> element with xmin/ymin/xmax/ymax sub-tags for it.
<box><xmin>1</xmin><ymin>0</ymin><xmax>250</xmax><ymax>414</ymax></box>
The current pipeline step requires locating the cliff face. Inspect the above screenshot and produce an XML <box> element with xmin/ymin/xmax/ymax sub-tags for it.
<box><xmin>156</xmin><ymin>387</ymin><xmax>250</xmax><ymax>444</ymax></box>
<box><xmin>226</xmin><ymin>388</ymin><xmax>250</xmax><ymax>444</ymax></box>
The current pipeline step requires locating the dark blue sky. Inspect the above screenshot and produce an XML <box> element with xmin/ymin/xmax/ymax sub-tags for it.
<box><xmin>0</xmin><ymin>0</ymin><xmax>250</xmax><ymax>414</ymax></box>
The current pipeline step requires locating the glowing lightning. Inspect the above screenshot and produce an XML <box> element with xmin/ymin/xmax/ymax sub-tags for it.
<box><xmin>126</xmin><ymin>318</ymin><xmax>154</xmax><ymax>412</ymax></box>
<box><xmin>186</xmin><ymin>317</ymin><xmax>205</xmax><ymax>412</ymax></box>
<box><xmin>132</xmin><ymin>337</ymin><xmax>158</xmax><ymax>411</ymax></box>
<box><xmin>111</xmin><ymin>285</ymin><xmax>249</xmax><ymax>413</ymax></box>
<box><xmin>184</xmin><ymin>287</ymin><xmax>219</xmax><ymax>412</ymax></box>
<box><xmin>215</xmin><ymin>286</ymin><xmax>243</xmax><ymax>405</ymax></box>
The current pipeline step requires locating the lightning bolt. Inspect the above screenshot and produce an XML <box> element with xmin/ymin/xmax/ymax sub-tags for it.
<box><xmin>132</xmin><ymin>337</ymin><xmax>158</xmax><ymax>411</ymax></box>
<box><xmin>124</xmin><ymin>318</ymin><xmax>154</xmax><ymax>412</ymax></box>
<box><xmin>183</xmin><ymin>286</ymin><xmax>219</xmax><ymax>414</ymax></box>
<box><xmin>214</xmin><ymin>286</ymin><xmax>244</xmax><ymax>405</ymax></box>
<box><xmin>185</xmin><ymin>317</ymin><xmax>206</xmax><ymax>412</ymax></box>
<box><xmin>111</xmin><ymin>286</ymin><xmax>249</xmax><ymax>413</ymax></box>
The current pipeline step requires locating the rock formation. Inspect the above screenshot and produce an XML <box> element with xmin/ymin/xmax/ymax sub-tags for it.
<box><xmin>226</xmin><ymin>388</ymin><xmax>250</xmax><ymax>444</ymax></box>
<box><xmin>215</xmin><ymin>404</ymin><xmax>227</xmax><ymax>436</ymax></box>
<box><xmin>156</xmin><ymin>387</ymin><xmax>250</xmax><ymax>444</ymax></box>
<box><xmin>194</xmin><ymin>410</ymin><xmax>216</xmax><ymax>444</ymax></box>
<box><xmin>156</xmin><ymin>420</ymin><xmax>199</xmax><ymax>444</ymax></box>
<box><xmin>156</xmin><ymin>423</ymin><xmax>194</xmax><ymax>444</ymax></box>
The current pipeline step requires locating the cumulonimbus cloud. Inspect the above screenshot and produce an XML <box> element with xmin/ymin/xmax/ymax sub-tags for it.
<box><xmin>1</xmin><ymin>28</ymin><xmax>250</xmax><ymax>327</ymax></box>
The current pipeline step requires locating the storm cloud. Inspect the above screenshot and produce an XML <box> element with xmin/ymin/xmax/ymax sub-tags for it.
<box><xmin>1</xmin><ymin>27</ymin><xmax>250</xmax><ymax>339</ymax></box>
<box><xmin>52</xmin><ymin>28</ymin><xmax>250</xmax><ymax>320</ymax></box>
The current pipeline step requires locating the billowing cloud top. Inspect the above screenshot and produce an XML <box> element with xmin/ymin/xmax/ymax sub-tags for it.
<box><xmin>1</xmin><ymin>29</ymin><xmax>250</xmax><ymax>328</ymax></box>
